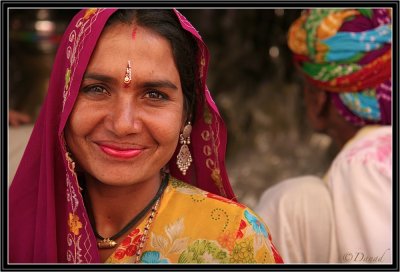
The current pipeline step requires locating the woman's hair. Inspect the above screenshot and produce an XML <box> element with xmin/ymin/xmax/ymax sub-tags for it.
<box><xmin>105</xmin><ymin>9</ymin><xmax>199</xmax><ymax>123</ymax></box>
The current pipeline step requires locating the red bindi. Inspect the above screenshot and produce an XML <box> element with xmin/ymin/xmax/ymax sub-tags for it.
<box><xmin>131</xmin><ymin>26</ymin><xmax>137</xmax><ymax>40</ymax></box>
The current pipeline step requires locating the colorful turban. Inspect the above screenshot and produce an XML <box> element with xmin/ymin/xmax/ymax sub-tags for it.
<box><xmin>288</xmin><ymin>9</ymin><xmax>392</xmax><ymax>126</ymax></box>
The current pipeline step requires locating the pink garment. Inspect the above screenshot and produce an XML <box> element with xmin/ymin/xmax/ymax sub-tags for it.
<box><xmin>327</xmin><ymin>126</ymin><xmax>392</xmax><ymax>263</ymax></box>
<box><xmin>9</xmin><ymin>8</ymin><xmax>235</xmax><ymax>263</ymax></box>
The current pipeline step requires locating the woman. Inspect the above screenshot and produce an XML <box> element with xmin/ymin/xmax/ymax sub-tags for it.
<box><xmin>9</xmin><ymin>9</ymin><xmax>282</xmax><ymax>264</ymax></box>
<box><xmin>257</xmin><ymin>8</ymin><xmax>392</xmax><ymax>263</ymax></box>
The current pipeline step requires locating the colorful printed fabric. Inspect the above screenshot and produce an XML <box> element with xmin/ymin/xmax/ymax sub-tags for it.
<box><xmin>288</xmin><ymin>9</ymin><xmax>392</xmax><ymax>126</ymax></box>
<box><xmin>106</xmin><ymin>177</ymin><xmax>283</xmax><ymax>264</ymax></box>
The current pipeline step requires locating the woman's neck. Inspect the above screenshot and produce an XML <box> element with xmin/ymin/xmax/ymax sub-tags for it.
<box><xmin>83</xmin><ymin>173</ymin><xmax>161</xmax><ymax>239</ymax></box>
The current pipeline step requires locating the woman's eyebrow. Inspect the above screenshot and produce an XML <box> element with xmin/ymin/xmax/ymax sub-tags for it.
<box><xmin>82</xmin><ymin>73</ymin><xmax>118</xmax><ymax>85</ymax></box>
<box><xmin>82</xmin><ymin>73</ymin><xmax>178</xmax><ymax>91</ymax></box>
<box><xmin>139</xmin><ymin>80</ymin><xmax>178</xmax><ymax>90</ymax></box>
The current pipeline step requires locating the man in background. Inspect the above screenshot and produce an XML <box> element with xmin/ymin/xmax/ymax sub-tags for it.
<box><xmin>256</xmin><ymin>8</ymin><xmax>392</xmax><ymax>264</ymax></box>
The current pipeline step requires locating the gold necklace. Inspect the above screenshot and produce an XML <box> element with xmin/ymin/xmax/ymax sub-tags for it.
<box><xmin>134</xmin><ymin>197</ymin><xmax>161</xmax><ymax>263</ymax></box>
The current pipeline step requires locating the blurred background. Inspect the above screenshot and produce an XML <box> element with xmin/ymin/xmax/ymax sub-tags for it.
<box><xmin>8</xmin><ymin>9</ymin><xmax>338</xmax><ymax>208</ymax></box>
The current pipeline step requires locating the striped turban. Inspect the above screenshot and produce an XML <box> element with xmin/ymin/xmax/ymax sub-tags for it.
<box><xmin>288</xmin><ymin>9</ymin><xmax>392</xmax><ymax>126</ymax></box>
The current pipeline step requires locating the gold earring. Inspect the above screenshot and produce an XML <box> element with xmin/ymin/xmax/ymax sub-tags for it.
<box><xmin>177</xmin><ymin>122</ymin><xmax>192</xmax><ymax>175</ymax></box>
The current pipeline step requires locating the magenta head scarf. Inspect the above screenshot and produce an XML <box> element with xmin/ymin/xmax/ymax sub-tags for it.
<box><xmin>9</xmin><ymin>8</ymin><xmax>235</xmax><ymax>263</ymax></box>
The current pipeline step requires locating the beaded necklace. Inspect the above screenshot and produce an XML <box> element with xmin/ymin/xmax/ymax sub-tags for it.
<box><xmin>134</xmin><ymin>196</ymin><xmax>161</xmax><ymax>263</ymax></box>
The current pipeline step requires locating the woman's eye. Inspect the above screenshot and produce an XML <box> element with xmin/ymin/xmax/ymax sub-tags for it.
<box><xmin>145</xmin><ymin>90</ymin><xmax>167</xmax><ymax>100</ymax></box>
<box><xmin>81</xmin><ymin>85</ymin><xmax>110</xmax><ymax>96</ymax></box>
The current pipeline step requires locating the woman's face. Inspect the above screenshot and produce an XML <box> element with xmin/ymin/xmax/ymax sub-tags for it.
<box><xmin>65</xmin><ymin>23</ymin><xmax>185</xmax><ymax>186</ymax></box>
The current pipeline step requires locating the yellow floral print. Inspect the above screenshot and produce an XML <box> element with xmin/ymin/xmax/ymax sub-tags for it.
<box><xmin>106</xmin><ymin>178</ymin><xmax>282</xmax><ymax>264</ymax></box>
<box><xmin>217</xmin><ymin>231</ymin><xmax>236</xmax><ymax>252</ymax></box>
<box><xmin>230</xmin><ymin>237</ymin><xmax>256</xmax><ymax>263</ymax></box>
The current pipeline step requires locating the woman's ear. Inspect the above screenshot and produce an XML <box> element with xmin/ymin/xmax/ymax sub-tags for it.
<box><xmin>182</xmin><ymin>112</ymin><xmax>192</xmax><ymax>129</ymax></box>
<box><xmin>180</xmin><ymin>117</ymin><xmax>187</xmax><ymax>132</ymax></box>
<box><xmin>303</xmin><ymin>85</ymin><xmax>330</xmax><ymax>132</ymax></box>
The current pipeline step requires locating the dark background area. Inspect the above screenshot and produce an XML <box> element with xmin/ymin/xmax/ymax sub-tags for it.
<box><xmin>8</xmin><ymin>9</ymin><xmax>337</xmax><ymax>208</ymax></box>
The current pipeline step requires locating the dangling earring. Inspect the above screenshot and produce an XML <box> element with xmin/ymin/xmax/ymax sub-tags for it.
<box><xmin>177</xmin><ymin>122</ymin><xmax>193</xmax><ymax>175</ymax></box>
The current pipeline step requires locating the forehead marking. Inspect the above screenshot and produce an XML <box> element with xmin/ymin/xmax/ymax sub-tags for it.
<box><xmin>131</xmin><ymin>25</ymin><xmax>138</xmax><ymax>40</ymax></box>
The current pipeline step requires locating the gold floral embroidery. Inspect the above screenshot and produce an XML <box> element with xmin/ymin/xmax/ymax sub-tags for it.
<box><xmin>83</xmin><ymin>8</ymin><xmax>98</xmax><ymax>20</ymax></box>
<box><xmin>66</xmin><ymin>175</ymin><xmax>85</xmax><ymax>263</ymax></box>
<box><xmin>65</xmin><ymin>150</ymin><xmax>75</xmax><ymax>172</ymax></box>
<box><xmin>63</xmin><ymin>10</ymin><xmax>106</xmax><ymax>262</ymax></box>
<box><xmin>199</xmin><ymin>55</ymin><xmax>206</xmax><ymax>79</ymax></box>
<box><xmin>201</xmin><ymin>130</ymin><xmax>210</xmax><ymax>141</ymax></box>
<box><xmin>203</xmin><ymin>104</ymin><xmax>212</xmax><ymax>125</ymax></box>
<box><xmin>64</xmin><ymin>68</ymin><xmax>71</xmax><ymax>91</ymax></box>
<box><xmin>64</xmin><ymin>147</ymin><xmax>82</xmax><ymax>192</ymax></box>
<box><xmin>211</xmin><ymin>168</ymin><xmax>223</xmax><ymax>190</ymax></box>
<box><xmin>63</xmin><ymin>8</ymin><xmax>103</xmax><ymax>111</ymax></box>
<box><xmin>201</xmin><ymin>104</ymin><xmax>226</xmax><ymax>197</ymax></box>
<box><xmin>68</xmin><ymin>212</ymin><xmax>83</xmax><ymax>236</ymax></box>
<box><xmin>200</xmin><ymin>56</ymin><xmax>205</xmax><ymax>67</ymax></box>
<box><xmin>194</xmin><ymin>34</ymin><xmax>206</xmax><ymax>79</ymax></box>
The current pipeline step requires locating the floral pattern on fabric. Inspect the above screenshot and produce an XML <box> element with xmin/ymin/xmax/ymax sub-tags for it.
<box><xmin>63</xmin><ymin>8</ymin><xmax>104</xmax><ymax>110</ymax></box>
<box><xmin>68</xmin><ymin>213</ymin><xmax>82</xmax><ymax>236</ymax></box>
<box><xmin>230</xmin><ymin>237</ymin><xmax>256</xmax><ymax>263</ymax></box>
<box><xmin>217</xmin><ymin>231</ymin><xmax>236</xmax><ymax>251</ymax></box>
<box><xmin>141</xmin><ymin>251</ymin><xmax>169</xmax><ymax>263</ymax></box>
<box><xmin>106</xmin><ymin>178</ymin><xmax>282</xmax><ymax>263</ymax></box>
<box><xmin>342</xmin><ymin>127</ymin><xmax>392</xmax><ymax>176</ymax></box>
<box><xmin>64</xmin><ymin>68</ymin><xmax>71</xmax><ymax>93</ymax></box>
<box><xmin>244</xmin><ymin>210</ymin><xmax>268</xmax><ymax>238</ymax></box>
<box><xmin>150</xmin><ymin>217</ymin><xmax>189</xmax><ymax>257</ymax></box>
<box><xmin>179</xmin><ymin>240</ymin><xmax>229</xmax><ymax>263</ymax></box>
<box><xmin>106</xmin><ymin>228</ymin><xmax>143</xmax><ymax>263</ymax></box>
<box><xmin>178</xmin><ymin>240</ymin><xmax>228</xmax><ymax>263</ymax></box>
<box><xmin>83</xmin><ymin>8</ymin><xmax>98</xmax><ymax>20</ymax></box>
<box><xmin>65</xmin><ymin>174</ymin><xmax>85</xmax><ymax>263</ymax></box>
<box><xmin>236</xmin><ymin>219</ymin><xmax>247</xmax><ymax>239</ymax></box>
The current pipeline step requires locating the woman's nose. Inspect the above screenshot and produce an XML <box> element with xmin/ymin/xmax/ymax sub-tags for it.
<box><xmin>108</xmin><ymin>98</ymin><xmax>142</xmax><ymax>136</ymax></box>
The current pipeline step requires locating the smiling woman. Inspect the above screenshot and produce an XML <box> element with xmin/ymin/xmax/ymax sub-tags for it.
<box><xmin>65</xmin><ymin>23</ymin><xmax>184</xmax><ymax>189</ymax></box>
<box><xmin>9</xmin><ymin>9</ymin><xmax>283</xmax><ymax>264</ymax></box>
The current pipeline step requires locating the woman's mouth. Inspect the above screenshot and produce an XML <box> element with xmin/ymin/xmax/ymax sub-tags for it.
<box><xmin>98</xmin><ymin>144</ymin><xmax>143</xmax><ymax>159</ymax></box>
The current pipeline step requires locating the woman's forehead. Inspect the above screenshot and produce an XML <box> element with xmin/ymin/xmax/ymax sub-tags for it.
<box><xmin>86</xmin><ymin>24</ymin><xmax>180</xmax><ymax>84</ymax></box>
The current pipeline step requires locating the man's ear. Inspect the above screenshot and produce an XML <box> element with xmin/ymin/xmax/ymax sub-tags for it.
<box><xmin>303</xmin><ymin>85</ymin><xmax>330</xmax><ymax>132</ymax></box>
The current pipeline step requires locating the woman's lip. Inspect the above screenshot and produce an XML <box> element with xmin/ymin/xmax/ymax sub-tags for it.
<box><xmin>97</xmin><ymin>144</ymin><xmax>143</xmax><ymax>159</ymax></box>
